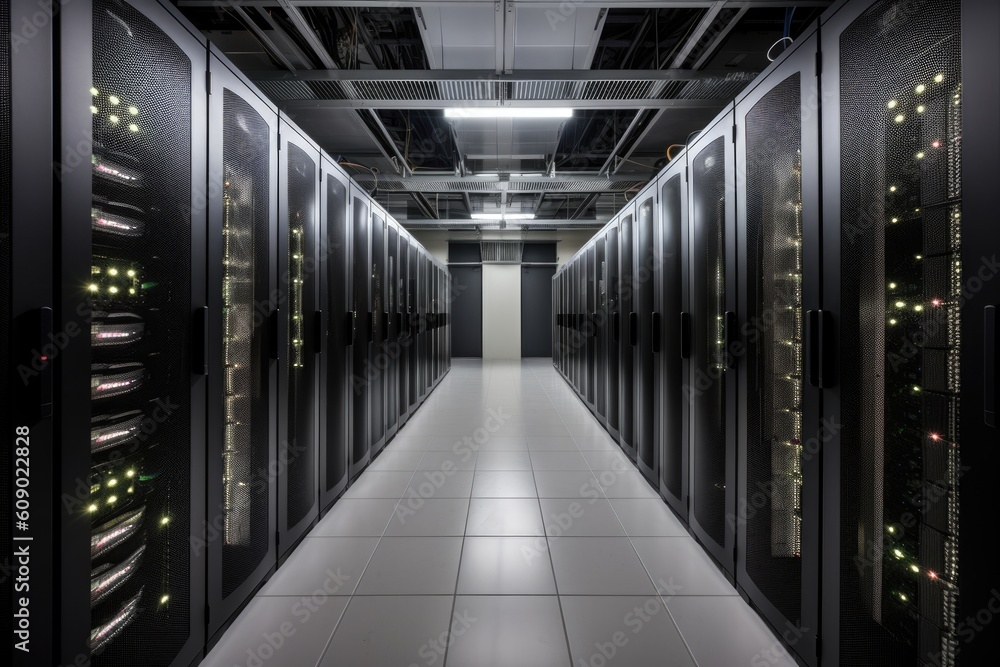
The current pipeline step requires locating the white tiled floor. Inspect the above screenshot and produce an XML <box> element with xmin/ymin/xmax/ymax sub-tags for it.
<box><xmin>202</xmin><ymin>359</ymin><xmax>796</xmax><ymax>667</ymax></box>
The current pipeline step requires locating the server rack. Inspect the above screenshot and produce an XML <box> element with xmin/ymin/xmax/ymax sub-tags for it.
<box><xmin>655</xmin><ymin>157</ymin><xmax>690</xmax><ymax>520</ymax></box>
<box><xmin>56</xmin><ymin>0</ymin><xmax>208</xmax><ymax>664</ymax></box>
<box><xmin>369</xmin><ymin>206</ymin><xmax>387</xmax><ymax>457</ymax></box>
<box><xmin>385</xmin><ymin>220</ymin><xmax>399</xmax><ymax>441</ymax></box>
<box><xmin>734</xmin><ymin>26</ymin><xmax>821</xmax><ymax>666</ymax></box>
<box><xmin>606</xmin><ymin>223</ymin><xmax>622</xmax><ymax>442</ymax></box>
<box><xmin>687</xmin><ymin>106</ymin><xmax>738</xmax><ymax>580</ymax></box>
<box><xmin>595</xmin><ymin>236</ymin><xmax>608</xmax><ymax>422</ymax></box>
<box><xmin>586</xmin><ymin>246</ymin><xmax>597</xmax><ymax>408</ymax></box>
<box><xmin>819</xmin><ymin>0</ymin><xmax>997</xmax><ymax>663</ymax></box>
<box><xmin>276</xmin><ymin>115</ymin><xmax>320</xmax><ymax>558</ymax></box>
<box><xmin>319</xmin><ymin>160</ymin><xmax>351</xmax><ymax>511</ymax></box>
<box><xmin>619</xmin><ymin>204</ymin><xmax>637</xmax><ymax>460</ymax></box>
<box><xmin>406</xmin><ymin>241</ymin><xmax>419</xmax><ymax>417</ymax></box>
<box><xmin>397</xmin><ymin>232</ymin><xmax>411</xmax><ymax>428</ymax></box>
<box><xmin>634</xmin><ymin>186</ymin><xmax>657</xmax><ymax>483</ymax></box>
<box><xmin>350</xmin><ymin>184</ymin><xmax>371</xmax><ymax>478</ymax></box>
<box><xmin>205</xmin><ymin>47</ymin><xmax>278</xmax><ymax>640</ymax></box>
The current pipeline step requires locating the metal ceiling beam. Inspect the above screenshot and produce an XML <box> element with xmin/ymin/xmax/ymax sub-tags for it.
<box><xmin>410</xmin><ymin>192</ymin><xmax>441</xmax><ymax>219</ymax></box>
<box><xmin>255</xmin><ymin>5</ymin><xmax>317</xmax><ymax>68</ymax></box>
<box><xmin>612</xmin><ymin>108</ymin><xmax>664</xmax><ymax>174</ymax></box>
<box><xmin>363</xmin><ymin>109</ymin><xmax>412</xmax><ymax>177</ymax></box>
<box><xmin>181</xmin><ymin>1</ymin><xmax>832</xmax><ymax>8</ymax></box>
<box><xmin>245</xmin><ymin>67</ymin><xmax>755</xmax><ymax>81</ymax></box>
<box><xmin>597</xmin><ymin>111</ymin><xmax>649</xmax><ymax>176</ymax></box>
<box><xmin>351</xmin><ymin>173</ymin><xmax>641</xmax><ymax>184</ymax></box>
<box><xmin>281</xmin><ymin>98</ymin><xmax>727</xmax><ymax>110</ymax></box>
<box><xmin>668</xmin><ymin>1</ymin><xmax>726</xmax><ymax>68</ymax></box>
<box><xmin>569</xmin><ymin>193</ymin><xmax>601</xmax><ymax>220</ymax></box>
<box><xmin>231</xmin><ymin>6</ymin><xmax>298</xmax><ymax>72</ymax></box>
<box><xmin>274</xmin><ymin>0</ymin><xmax>338</xmax><ymax>69</ymax></box>
<box><xmin>691</xmin><ymin>5</ymin><xmax>749</xmax><ymax>69</ymax></box>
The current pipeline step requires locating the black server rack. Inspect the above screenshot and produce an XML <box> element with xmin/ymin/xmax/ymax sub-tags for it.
<box><xmin>406</xmin><ymin>241</ymin><xmax>419</xmax><ymax>417</ymax></box>
<box><xmin>369</xmin><ymin>208</ymin><xmax>387</xmax><ymax>457</ymax></box>
<box><xmin>385</xmin><ymin>221</ymin><xmax>399</xmax><ymax>441</ymax></box>
<box><xmin>205</xmin><ymin>48</ymin><xmax>278</xmax><ymax>640</ymax></box>
<box><xmin>734</xmin><ymin>26</ymin><xmax>821</xmax><ymax>666</ymax></box>
<box><xmin>586</xmin><ymin>246</ymin><xmax>597</xmax><ymax>409</ymax></box>
<box><xmin>1</xmin><ymin>1</ymin><xmax>12</xmax><ymax>655</ymax></box>
<box><xmin>688</xmin><ymin>107</ymin><xmax>738</xmax><ymax>580</ymax></box>
<box><xmin>606</xmin><ymin>224</ymin><xmax>622</xmax><ymax>442</ymax></box>
<box><xmin>619</xmin><ymin>205</ymin><xmax>637</xmax><ymax>460</ymax></box>
<box><xmin>655</xmin><ymin>159</ymin><xmax>690</xmax><ymax>520</ymax></box>
<box><xmin>570</xmin><ymin>261</ymin><xmax>579</xmax><ymax>392</ymax></box>
<box><xmin>319</xmin><ymin>161</ymin><xmax>351</xmax><ymax>511</ymax></box>
<box><xmin>398</xmin><ymin>232</ymin><xmax>411</xmax><ymax>428</ymax></box>
<box><xmin>276</xmin><ymin>115</ymin><xmax>319</xmax><ymax>558</ymax></box>
<box><xmin>56</xmin><ymin>0</ymin><xmax>208</xmax><ymax>664</ymax></box>
<box><xmin>820</xmin><ymin>0</ymin><xmax>998</xmax><ymax>663</ymax></box>
<box><xmin>635</xmin><ymin>189</ymin><xmax>657</xmax><ymax>483</ymax></box>
<box><xmin>595</xmin><ymin>236</ymin><xmax>608</xmax><ymax>422</ymax></box>
<box><xmin>350</xmin><ymin>184</ymin><xmax>371</xmax><ymax>478</ymax></box>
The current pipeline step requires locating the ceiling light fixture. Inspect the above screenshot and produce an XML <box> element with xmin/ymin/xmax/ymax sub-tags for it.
<box><xmin>470</xmin><ymin>213</ymin><xmax>536</xmax><ymax>221</ymax></box>
<box><xmin>445</xmin><ymin>107</ymin><xmax>573</xmax><ymax>119</ymax></box>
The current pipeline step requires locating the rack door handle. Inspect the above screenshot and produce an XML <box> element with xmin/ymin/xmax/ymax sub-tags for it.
<box><xmin>680</xmin><ymin>312</ymin><xmax>691</xmax><ymax>359</ymax></box>
<box><xmin>651</xmin><ymin>312</ymin><xmax>661</xmax><ymax>354</ymax></box>
<box><xmin>194</xmin><ymin>306</ymin><xmax>209</xmax><ymax>375</ymax></box>
<box><xmin>629</xmin><ymin>312</ymin><xmax>638</xmax><ymax>347</ymax></box>
<box><xmin>987</xmin><ymin>306</ymin><xmax>998</xmax><ymax>427</ymax></box>
<box><xmin>723</xmin><ymin>311</ymin><xmax>737</xmax><ymax>369</ymax></box>
<box><xmin>38</xmin><ymin>307</ymin><xmax>54</xmax><ymax>417</ymax></box>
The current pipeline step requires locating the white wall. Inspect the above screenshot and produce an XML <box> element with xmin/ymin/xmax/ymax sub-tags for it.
<box><xmin>482</xmin><ymin>264</ymin><xmax>521</xmax><ymax>359</ymax></box>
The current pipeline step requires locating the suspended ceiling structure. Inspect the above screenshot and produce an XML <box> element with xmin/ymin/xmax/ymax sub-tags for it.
<box><xmin>175</xmin><ymin>0</ymin><xmax>832</xmax><ymax>230</ymax></box>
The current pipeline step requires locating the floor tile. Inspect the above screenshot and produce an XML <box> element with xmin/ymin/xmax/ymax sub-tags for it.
<box><xmin>419</xmin><ymin>450</ymin><xmax>477</xmax><ymax>471</ymax></box>
<box><xmin>561</xmin><ymin>596</ymin><xmax>696</xmax><ymax>667</ymax></box>
<box><xmin>582</xmin><ymin>449</ymin><xmax>633</xmax><ymax>471</ymax></box>
<box><xmin>385</xmin><ymin>498</ymin><xmax>471</xmax><ymax>536</ymax></box>
<box><xmin>609</xmin><ymin>499</ymin><xmax>689</xmax><ymax>537</ymax></box>
<box><xmin>630</xmin><ymin>538</ymin><xmax>736</xmax><ymax>596</ymax></box>
<box><xmin>476</xmin><ymin>450</ymin><xmax>533</xmax><ymax>470</ymax></box>
<box><xmin>201</xmin><ymin>596</ymin><xmax>348</xmax><ymax>667</ymax></box>
<box><xmin>355</xmin><ymin>537</ymin><xmax>463</xmax><ymax>595</ymax></box>
<box><xmin>258</xmin><ymin>537</ymin><xmax>377</xmax><ymax>596</ymax></box>
<box><xmin>343</xmin><ymin>471</ymin><xmax>414</xmax><ymax>499</ymax></box>
<box><xmin>472</xmin><ymin>470</ymin><xmax>538</xmax><ymax>498</ymax></box>
<box><xmin>540</xmin><ymin>498</ymin><xmax>626</xmax><ymax>537</ymax></box>
<box><xmin>320</xmin><ymin>596</ymin><xmax>454</xmax><ymax>667</ymax></box>
<box><xmin>466</xmin><ymin>498</ymin><xmax>545</xmax><ymax>536</ymax></box>
<box><xmin>445</xmin><ymin>596</ymin><xmax>571</xmax><ymax>667</ymax></box>
<box><xmin>548</xmin><ymin>537</ymin><xmax>655</xmax><ymax>595</ymax></box>
<box><xmin>572</xmin><ymin>435</ymin><xmax>621</xmax><ymax>451</ymax></box>
<box><xmin>664</xmin><ymin>596</ymin><xmax>798</xmax><ymax>667</ymax></box>
<box><xmin>597</xmin><ymin>470</ymin><xmax>661</xmax><ymax>499</ymax></box>
<box><xmin>404</xmin><ymin>470</ymin><xmax>475</xmax><ymax>499</ymax></box>
<box><xmin>529</xmin><ymin>451</ymin><xmax>591</xmax><ymax>470</ymax></box>
<box><xmin>457</xmin><ymin>537</ymin><xmax>557</xmax><ymax>595</ymax></box>
<box><xmin>475</xmin><ymin>435</ymin><xmax>529</xmax><ymax>451</ymax></box>
<box><xmin>367</xmin><ymin>450</ymin><xmax>425</xmax><ymax>471</ymax></box>
<box><xmin>533</xmin><ymin>471</ymin><xmax>605</xmax><ymax>499</ymax></box>
<box><xmin>312</xmin><ymin>499</ymin><xmax>399</xmax><ymax>537</ymax></box>
<box><xmin>525</xmin><ymin>436</ymin><xmax>579</xmax><ymax>451</ymax></box>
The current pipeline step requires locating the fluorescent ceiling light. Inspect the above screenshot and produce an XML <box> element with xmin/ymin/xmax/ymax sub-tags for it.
<box><xmin>445</xmin><ymin>108</ymin><xmax>573</xmax><ymax>119</ymax></box>
<box><xmin>470</xmin><ymin>213</ymin><xmax>536</xmax><ymax>221</ymax></box>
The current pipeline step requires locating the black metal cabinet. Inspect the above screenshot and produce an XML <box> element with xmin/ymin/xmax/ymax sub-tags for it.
<box><xmin>819</xmin><ymin>0</ymin><xmax>995</xmax><ymax>663</ymax></box>
<box><xmin>688</xmin><ymin>108</ymin><xmax>738</xmax><ymax>580</ymax></box>
<box><xmin>276</xmin><ymin>116</ymin><xmax>320</xmax><ymax>558</ymax></box>
<box><xmin>56</xmin><ymin>0</ymin><xmax>208</xmax><ymax>663</ymax></box>
<box><xmin>655</xmin><ymin>160</ymin><xmax>690</xmax><ymax>520</ymax></box>
<box><xmin>635</xmin><ymin>189</ymin><xmax>657</xmax><ymax>482</ymax></box>
<box><xmin>407</xmin><ymin>241</ymin><xmax>419</xmax><ymax>416</ymax></box>
<box><xmin>350</xmin><ymin>185</ymin><xmax>371</xmax><ymax>478</ymax></box>
<box><xmin>586</xmin><ymin>246</ymin><xmax>597</xmax><ymax>408</ymax></box>
<box><xmin>595</xmin><ymin>237</ymin><xmax>608</xmax><ymax>421</ymax></box>
<box><xmin>369</xmin><ymin>208</ymin><xmax>387</xmax><ymax>457</ymax></box>
<box><xmin>606</xmin><ymin>224</ymin><xmax>622</xmax><ymax>442</ymax></box>
<box><xmin>206</xmin><ymin>48</ymin><xmax>278</xmax><ymax>640</ymax></box>
<box><xmin>398</xmin><ymin>232</ymin><xmax>411</xmax><ymax>427</ymax></box>
<box><xmin>734</xmin><ymin>27</ymin><xmax>821</xmax><ymax>666</ymax></box>
<box><xmin>385</xmin><ymin>221</ymin><xmax>399</xmax><ymax>440</ymax></box>
<box><xmin>320</xmin><ymin>161</ymin><xmax>351</xmax><ymax>511</ymax></box>
<box><xmin>619</xmin><ymin>205</ymin><xmax>637</xmax><ymax>460</ymax></box>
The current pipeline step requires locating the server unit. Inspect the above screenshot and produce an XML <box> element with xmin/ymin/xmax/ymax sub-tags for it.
<box><xmin>634</xmin><ymin>186</ymin><xmax>657</xmax><ymax>483</ymax></box>
<box><xmin>350</xmin><ymin>185</ymin><xmax>371</xmax><ymax>478</ymax></box>
<box><xmin>56</xmin><ymin>0</ymin><xmax>208</xmax><ymax>663</ymax></box>
<box><xmin>688</xmin><ymin>107</ymin><xmax>738</xmax><ymax>580</ymax></box>
<box><xmin>397</xmin><ymin>231</ymin><xmax>411</xmax><ymax>428</ymax></box>
<box><xmin>734</xmin><ymin>26</ymin><xmax>821</xmax><ymax>666</ymax></box>
<box><xmin>369</xmin><ymin>205</ymin><xmax>387</xmax><ymax>457</ymax></box>
<box><xmin>385</xmin><ymin>220</ymin><xmax>400</xmax><ymax>441</ymax></box>
<box><xmin>606</xmin><ymin>223</ymin><xmax>622</xmax><ymax>442</ymax></box>
<box><xmin>655</xmin><ymin>157</ymin><xmax>690</xmax><ymax>520</ymax></box>
<box><xmin>595</xmin><ymin>236</ymin><xmax>608</xmax><ymax>421</ymax></box>
<box><xmin>205</xmin><ymin>47</ymin><xmax>278</xmax><ymax>639</ymax></box>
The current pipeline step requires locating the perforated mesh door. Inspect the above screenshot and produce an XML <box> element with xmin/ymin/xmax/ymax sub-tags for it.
<box><xmin>89</xmin><ymin>0</ymin><xmax>192</xmax><ymax>661</ymax></box>
<box><xmin>398</xmin><ymin>236</ymin><xmax>409</xmax><ymax>419</ymax></box>
<box><xmin>352</xmin><ymin>198</ymin><xmax>370</xmax><ymax>464</ymax></box>
<box><xmin>325</xmin><ymin>177</ymin><xmax>349</xmax><ymax>492</ymax></box>
<box><xmin>837</xmin><ymin>1</ymin><xmax>961</xmax><ymax>663</ymax></box>
<box><xmin>386</xmin><ymin>224</ymin><xmax>398</xmax><ymax>430</ymax></box>
<box><xmin>744</xmin><ymin>73</ymin><xmax>805</xmax><ymax>623</ymax></box>
<box><xmin>691</xmin><ymin>136</ymin><xmax>728</xmax><ymax>547</ymax></box>
<box><xmin>284</xmin><ymin>144</ymin><xmax>316</xmax><ymax>527</ymax></box>
<box><xmin>587</xmin><ymin>247</ymin><xmax>596</xmax><ymax>403</ymax></box>
<box><xmin>636</xmin><ymin>199</ymin><xmax>655</xmax><ymax>469</ymax></box>
<box><xmin>220</xmin><ymin>89</ymin><xmax>270</xmax><ymax>597</ymax></box>
<box><xmin>660</xmin><ymin>175</ymin><xmax>684</xmax><ymax>500</ymax></box>
<box><xmin>595</xmin><ymin>239</ymin><xmax>607</xmax><ymax>417</ymax></box>
<box><xmin>607</xmin><ymin>227</ymin><xmax>620</xmax><ymax>430</ymax></box>
<box><xmin>370</xmin><ymin>214</ymin><xmax>385</xmax><ymax>445</ymax></box>
<box><xmin>407</xmin><ymin>244</ymin><xmax>417</xmax><ymax>407</ymax></box>
<box><xmin>620</xmin><ymin>214</ymin><xmax>635</xmax><ymax>448</ymax></box>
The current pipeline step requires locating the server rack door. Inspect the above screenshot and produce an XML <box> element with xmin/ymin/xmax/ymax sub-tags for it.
<box><xmin>277</xmin><ymin>121</ymin><xmax>319</xmax><ymax>557</ymax></box>
<box><xmin>0</xmin><ymin>1</ymin><xmax>13</xmax><ymax>654</ymax></box>
<box><xmin>619</xmin><ymin>206</ymin><xmax>637</xmax><ymax>460</ymax></box>
<box><xmin>821</xmin><ymin>1</ymin><xmax>966</xmax><ymax>663</ymax></box>
<box><xmin>656</xmin><ymin>165</ymin><xmax>690</xmax><ymax>518</ymax></box>
<box><xmin>206</xmin><ymin>51</ymin><xmax>278</xmax><ymax>639</ymax></box>
<box><xmin>320</xmin><ymin>163</ymin><xmax>351</xmax><ymax>511</ymax></box>
<box><xmin>369</xmin><ymin>211</ymin><xmax>386</xmax><ymax>456</ymax></box>
<box><xmin>350</xmin><ymin>188</ymin><xmax>371</xmax><ymax>477</ymax></box>
<box><xmin>420</xmin><ymin>256</ymin><xmax>430</xmax><ymax>398</ymax></box>
<box><xmin>586</xmin><ymin>247</ymin><xmax>597</xmax><ymax>405</ymax></box>
<box><xmin>398</xmin><ymin>234</ymin><xmax>410</xmax><ymax>426</ymax></box>
<box><xmin>386</xmin><ymin>222</ymin><xmax>399</xmax><ymax>439</ymax></box>
<box><xmin>635</xmin><ymin>193</ymin><xmax>657</xmax><ymax>483</ymax></box>
<box><xmin>595</xmin><ymin>238</ymin><xmax>608</xmax><ymax>421</ymax></box>
<box><xmin>407</xmin><ymin>243</ymin><xmax>419</xmax><ymax>414</ymax></box>
<box><xmin>688</xmin><ymin>113</ymin><xmax>738</xmax><ymax>579</ymax></box>
<box><xmin>735</xmin><ymin>29</ymin><xmax>820</xmax><ymax>666</ymax></box>
<box><xmin>570</xmin><ymin>261</ymin><xmax>578</xmax><ymax>390</ymax></box>
<box><xmin>430</xmin><ymin>266</ymin><xmax>438</xmax><ymax>383</ymax></box>
<box><xmin>960</xmin><ymin>6</ymin><xmax>1000</xmax><ymax>662</ymax></box>
<box><xmin>60</xmin><ymin>0</ymin><xmax>208</xmax><ymax>663</ymax></box>
<box><xmin>606</xmin><ymin>226</ymin><xmax>621</xmax><ymax>440</ymax></box>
